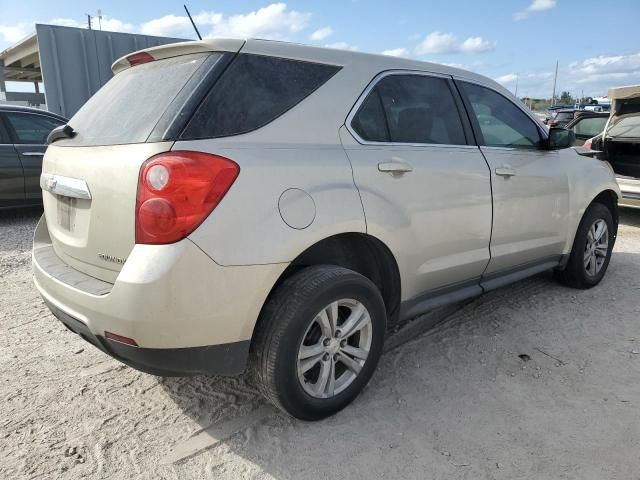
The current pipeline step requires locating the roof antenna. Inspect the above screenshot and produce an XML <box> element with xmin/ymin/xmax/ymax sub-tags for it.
<box><xmin>183</xmin><ymin>4</ymin><xmax>202</xmax><ymax>40</ymax></box>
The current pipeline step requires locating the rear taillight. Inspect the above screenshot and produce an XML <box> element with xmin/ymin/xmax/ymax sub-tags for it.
<box><xmin>127</xmin><ymin>52</ymin><xmax>154</xmax><ymax>66</ymax></box>
<box><xmin>135</xmin><ymin>151</ymin><xmax>240</xmax><ymax>244</ymax></box>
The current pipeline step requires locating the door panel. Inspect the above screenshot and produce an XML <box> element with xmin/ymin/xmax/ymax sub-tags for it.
<box><xmin>457</xmin><ymin>80</ymin><xmax>570</xmax><ymax>274</ymax></box>
<box><xmin>343</xmin><ymin>72</ymin><xmax>493</xmax><ymax>301</ymax></box>
<box><xmin>341</xmin><ymin>134</ymin><xmax>492</xmax><ymax>300</ymax></box>
<box><xmin>0</xmin><ymin>144</ymin><xmax>24</xmax><ymax>208</ymax></box>
<box><xmin>14</xmin><ymin>145</ymin><xmax>46</xmax><ymax>203</ymax></box>
<box><xmin>0</xmin><ymin>117</ymin><xmax>24</xmax><ymax>208</ymax></box>
<box><xmin>4</xmin><ymin>111</ymin><xmax>64</xmax><ymax>205</ymax></box>
<box><xmin>480</xmin><ymin>147</ymin><xmax>569</xmax><ymax>273</ymax></box>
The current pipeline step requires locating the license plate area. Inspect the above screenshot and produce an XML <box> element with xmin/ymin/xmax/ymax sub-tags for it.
<box><xmin>56</xmin><ymin>195</ymin><xmax>77</xmax><ymax>232</ymax></box>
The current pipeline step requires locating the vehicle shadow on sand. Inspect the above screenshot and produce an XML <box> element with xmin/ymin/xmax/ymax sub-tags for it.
<box><xmin>156</xmin><ymin>214</ymin><xmax>640</xmax><ymax>477</ymax></box>
<box><xmin>620</xmin><ymin>206</ymin><xmax>640</xmax><ymax>227</ymax></box>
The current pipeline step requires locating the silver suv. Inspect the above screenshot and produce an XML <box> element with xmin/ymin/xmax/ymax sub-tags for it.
<box><xmin>33</xmin><ymin>39</ymin><xmax>620</xmax><ymax>420</ymax></box>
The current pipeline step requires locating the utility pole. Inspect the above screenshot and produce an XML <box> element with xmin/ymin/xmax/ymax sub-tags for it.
<box><xmin>97</xmin><ymin>10</ymin><xmax>103</xmax><ymax>31</ymax></box>
<box><xmin>87</xmin><ymin>14</ymin><xmax>93</xmax><ymax>30</ymax></box>
<box><xmin>551</xmin><ymin>60</ymin><xmax>558</xmax><ymax>106</ymax></box>
<box><xmin>514</xmin><ymin>75</ymin><xmax>519</xmax><ymax>97</ymax></box>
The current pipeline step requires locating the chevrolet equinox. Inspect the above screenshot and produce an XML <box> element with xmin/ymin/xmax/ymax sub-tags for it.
<box><xmin>33</xmin><ymin>39</ymin><xmax>620</xmax><ymax>420</ymax></box>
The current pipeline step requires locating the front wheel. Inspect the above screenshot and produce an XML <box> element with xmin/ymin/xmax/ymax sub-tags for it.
<box><xmin>555</xmin><ymin>203</ymin><xmax>616</xmax><ymax>289</ymax></box>
<box><xmin>251</xmin><ymin>266</ymin><xmax>386</xmax><ymax>420</ymax></box>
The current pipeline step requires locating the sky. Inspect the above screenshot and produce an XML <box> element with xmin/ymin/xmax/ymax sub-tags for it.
<box><xmin>1</xmin><ymin>0</ymin><xmax>639</xmax><ymax>98</ymax></box>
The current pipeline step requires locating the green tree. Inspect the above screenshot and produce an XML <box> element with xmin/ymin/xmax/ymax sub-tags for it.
<box><xmin>559</xmin><ymin>91</ymin><xmax>574</xmax><ymax>105</ymax></box>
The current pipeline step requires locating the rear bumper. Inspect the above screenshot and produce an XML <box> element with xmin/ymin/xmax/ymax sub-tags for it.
<box><xmin>32</xmin><ymin>215</ymin><xmax>287</xmax><ymax>376</ymax></box>
<box><xmin>44</xmin><ymin>297</ymin><xmax>249</xmax><ymax>376</ymax></box>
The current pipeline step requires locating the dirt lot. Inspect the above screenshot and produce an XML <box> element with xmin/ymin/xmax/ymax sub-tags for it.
<box><xmin>1</xmin><ymin>207</ymin><xmax>639</xmax><ymax>480</ymax></box>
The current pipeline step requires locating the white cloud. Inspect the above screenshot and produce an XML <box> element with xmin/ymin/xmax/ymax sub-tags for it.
<box><xmin>460</xmin><ymin>36</ymin><xmax>496</xmax><ymax>53</ymax></box>
<box><xmin>415</xmin><ymin>31</ymin><xmax>458</xmax><ymax>55</ymax></box>
<box><xmin>496</xmin><ymin>73</ymin><xmax>519</xmax><ymax>84</ymax></box>
<box><xmin>381</xmin><ymin>47</ymin><xmax>409</xmax><ymax>57</ymax></box>
<box><xmin>415</xmin><ymin>31</ymin><xmax>496</xmax><ymax>55</ymax></box>
<box><xmin>209</xmin><ymin>3</ymin><xmax>310</xmax><ymax>40</ymax></box>
<box><xmin>325</xmin><ymin>41</ymin><xmax>358</xmax><ymax>51</ymax></box>
<box><xmin>50</xmin><ymin>16</ymin><xmax>134</xmax><ymax>33</ymax></box>
<box><xmin>310</xmin><ymin>26</ymin><xmax>333</xmax><ymax>41</ymax></box>
<box><xmin>568</xmin><ymin>52</ymin><xmax>640</xmax><ymax>87</ymax></box>
<box><xmin>141</xmin><ymin>4</ymin><xmax>310</xmax><ymax>40</ymax></box>
<box><xmin>0</xmin><ymin>23</ymin><xmax>29</xmax><ymax>43</ymax></box>
<box><xmin>140</xmin><ymin>14</ymin><xmax>202</xmax><ymax>37</ymax></box>
<box><xmin>515</xmin><ymin>0</ymin><xmax>556</xmax><ymax>20</ymax></box>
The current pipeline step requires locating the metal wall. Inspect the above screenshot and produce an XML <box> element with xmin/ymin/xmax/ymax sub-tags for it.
<box><xmin>36</xmin><ymin>24</ymin><xmax>185</xmax><ymax>118</ymax></box>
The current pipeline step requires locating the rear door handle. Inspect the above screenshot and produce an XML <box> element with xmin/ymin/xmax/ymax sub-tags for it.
<box><xmin>378</xmin><ymin>160</ymin><xmax>413</xmax><ymax>175</ymax></box>
<box><xmin>495</xmin><ymin>165</ymin><xmax>516</xmax><ymax>177</ymax></box>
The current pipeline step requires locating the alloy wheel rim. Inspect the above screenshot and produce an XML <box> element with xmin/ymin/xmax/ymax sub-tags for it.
<box><xmin>583</xmin><ymin>219</ymin><xmax>609</xmax><ymax>276</ymax></box>
<box><xmin>297</xmin><ymin>299</ymin><xmax>373</xmax><ymax>399</ymax></box>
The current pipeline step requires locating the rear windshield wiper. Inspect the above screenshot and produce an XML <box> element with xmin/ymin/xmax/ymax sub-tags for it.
<box><xmin>48</xmin><ymin>124</ymin><xmax>76</xmax><ymax>144</ymax></box>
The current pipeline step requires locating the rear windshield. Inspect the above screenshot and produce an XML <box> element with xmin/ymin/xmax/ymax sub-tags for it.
<box><xmin>61</xmin><ymin>53</ymin><xmax>214</xmax><ymax>147</ymax></box>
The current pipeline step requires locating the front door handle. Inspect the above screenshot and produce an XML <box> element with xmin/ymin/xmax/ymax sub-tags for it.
<box><xmin>495</xmin><ymin>165</ymin><xmax>516</xmax><ymax>177</ymax></box>
<box><xmin>378</xmin><ymin>160</ymin><xmax>413</xmax><ymax>175</ymax></box>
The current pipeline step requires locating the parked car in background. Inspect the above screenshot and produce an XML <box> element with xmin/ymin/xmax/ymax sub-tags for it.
<box><xmin>587</xmin><ymin>85</ymin><xmax>640</xmax><ymax>208</ymax></box>
<box><xmin>33</xmin><ymin>39</ymin><xmax>620</xmax><ymax>420</ymax></box>
<box><xmin>0</xmin><ymin>105</ymin><xmax>66</xmax><ymax>209</ymax></box>
<box><xmin>566</xmin><ymin>111</ymin><xmax>609</xmax><ymax>146</ymax></box>
<box><xmin>545</xmin><ymin>109</ymin><xmax>576</xmax><ymax>127</ymax></box>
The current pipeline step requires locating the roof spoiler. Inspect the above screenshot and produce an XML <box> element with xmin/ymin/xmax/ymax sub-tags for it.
<box><xmin>111</xmin><ymin>38</ymin><xmax>245</xmax><ymax>74</ymax></box>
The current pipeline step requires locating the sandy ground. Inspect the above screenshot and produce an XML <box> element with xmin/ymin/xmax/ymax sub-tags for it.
<box><xmin>1</xmin><ymin>207</ymin><xmax>639</xmax><ymax>480</ymax></box>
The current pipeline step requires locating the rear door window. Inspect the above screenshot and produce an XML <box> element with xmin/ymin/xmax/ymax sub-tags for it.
<box><xmin>351</xmin><ymin>74</ymin><xmax>467</xmax><ymax>145</ymax></box>
<box><xmin>572</xmin><ymin>116</ymin><xmax>608</xmax><ymax>138</ymax></box>
<box><xmin>4</xmin><ymin>112</ymin><xmax>64</xmax><ymax>144</ymax></box>
<box><xmin>181</xmin><ymin>54</ymin><xmax>341</xmax><ymax>139</ymax></box>
<box><xmin>62</xmin><ymin>53</ymin><xmax>217</xmax><ymax>147</ymax></box>
<box><xmin>461</xmin><ymin>82</ymin><xmax>541</xmax><ymax>148</ymax></box>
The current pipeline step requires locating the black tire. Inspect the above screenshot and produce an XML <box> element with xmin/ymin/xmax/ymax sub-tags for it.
<box><xmin>555</xmin><ymin>202</ymin><xmax>615</xmax><ymax>289</ymax></box>
<box><xmin>251</xmin><ymin>265</ymin><xmax>386</xmax><ymax>420</ymax></box>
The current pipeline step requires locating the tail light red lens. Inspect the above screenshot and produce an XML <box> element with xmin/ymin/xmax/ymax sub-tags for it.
<box><xmin>136</xmin><ymin>151</ymin><xmax>240</xmax><ymax>244</ymax></box>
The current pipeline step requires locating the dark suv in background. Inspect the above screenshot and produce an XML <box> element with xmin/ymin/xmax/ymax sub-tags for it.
<box><xmin>0</xmin><ymin>105</ymin><xmax>66</xmax><ymax>209</ymax></box>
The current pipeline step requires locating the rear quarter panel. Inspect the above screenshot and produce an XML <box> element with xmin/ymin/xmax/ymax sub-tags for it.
<box><xmin>180</xmin><ymin>139</ymin><xmax>366</xmax><ymax>266</ymax></box>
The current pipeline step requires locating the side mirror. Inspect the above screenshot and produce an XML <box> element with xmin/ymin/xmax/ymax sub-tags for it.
<box><xmin>547</xmin><ymin>127</ymin><xmax>576</xmax><ymax>149</ymax></box>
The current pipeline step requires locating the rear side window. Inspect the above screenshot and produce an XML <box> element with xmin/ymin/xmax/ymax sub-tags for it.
<box><xmin>461</xmin><ymin>82</ymin><xmax>541</xmax><ymax>148</ymax></box>
<box><xmin>351</xmin><ymin>74</ymin><xmax>467</xmax><ymax>145</ymax></box>
<box><xmin>572</xmin><ymin>116</ymin><xmax>607</xmax><ymax>137</ymax></box>
<box><xmin>4</xmin><ymin>112</ymin><xmax>64</xmax><ymax>144</ymax></box>
<box><xmin>62</xmin><ymin>53</ymin><xmax>215</xmax><ymax>147</ymax></box>
<box><xmin>556</xmin><ymin>112</ymin><xmax>574</xmax><ymax>121</ymax></box>
<box><xmin>182</xmin><ymin>54</ymin><xmax>341</xmax><ymax>140</ymax></box>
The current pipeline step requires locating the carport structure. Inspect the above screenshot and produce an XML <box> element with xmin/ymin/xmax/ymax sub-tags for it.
<box><xmin>0</xmin><ymin>24</ymin><xmax>184</xmax><ymax>117</ymax></box>
<box><xmin>0</xmin><ymin>33</ymin><xmax>44</xmax><ymax>106</ymax></box>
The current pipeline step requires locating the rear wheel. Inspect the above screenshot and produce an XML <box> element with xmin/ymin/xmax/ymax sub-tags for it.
<box><xmin>555</xmin><ymin>203</ymin><xmax>615</xmax><ymax>289</ymax></box>
<box><xmin>251</xmin><ymin>266</ymin><xmax>386</xmax><ymax>420</ymax></box>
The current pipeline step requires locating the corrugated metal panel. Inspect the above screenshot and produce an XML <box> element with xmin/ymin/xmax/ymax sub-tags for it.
<box><xmin>36</xmin><ymin>24</ymin><xmax>186</xmax><ymax>118</ymax></box>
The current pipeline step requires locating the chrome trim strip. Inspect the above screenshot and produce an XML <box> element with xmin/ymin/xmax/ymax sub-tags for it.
<box><xmin>40</xmin><ymin>173</ymin><xmax>92</xmax><ymax>200</ymax></box>
<box><xmin>344</xmin><ymin>69</ymin><xmax>476</xmax><ymax>149</ymax></box>
<box><xmin>22</xmin><ymin>151</ymin><xmax>45</xmax><ymax>156</ymax></box>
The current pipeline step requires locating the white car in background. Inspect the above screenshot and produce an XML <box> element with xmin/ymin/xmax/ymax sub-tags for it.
<box><xmin>586</xmin><ymin>85</ymin><xmax>640</xmax><ymax>208</ymax></box>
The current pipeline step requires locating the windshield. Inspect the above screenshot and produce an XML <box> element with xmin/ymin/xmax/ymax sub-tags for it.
<box><xmin>60</xmin><ymin>53</ymin><xmax>212</xmax><ymax>147</ymax></box>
